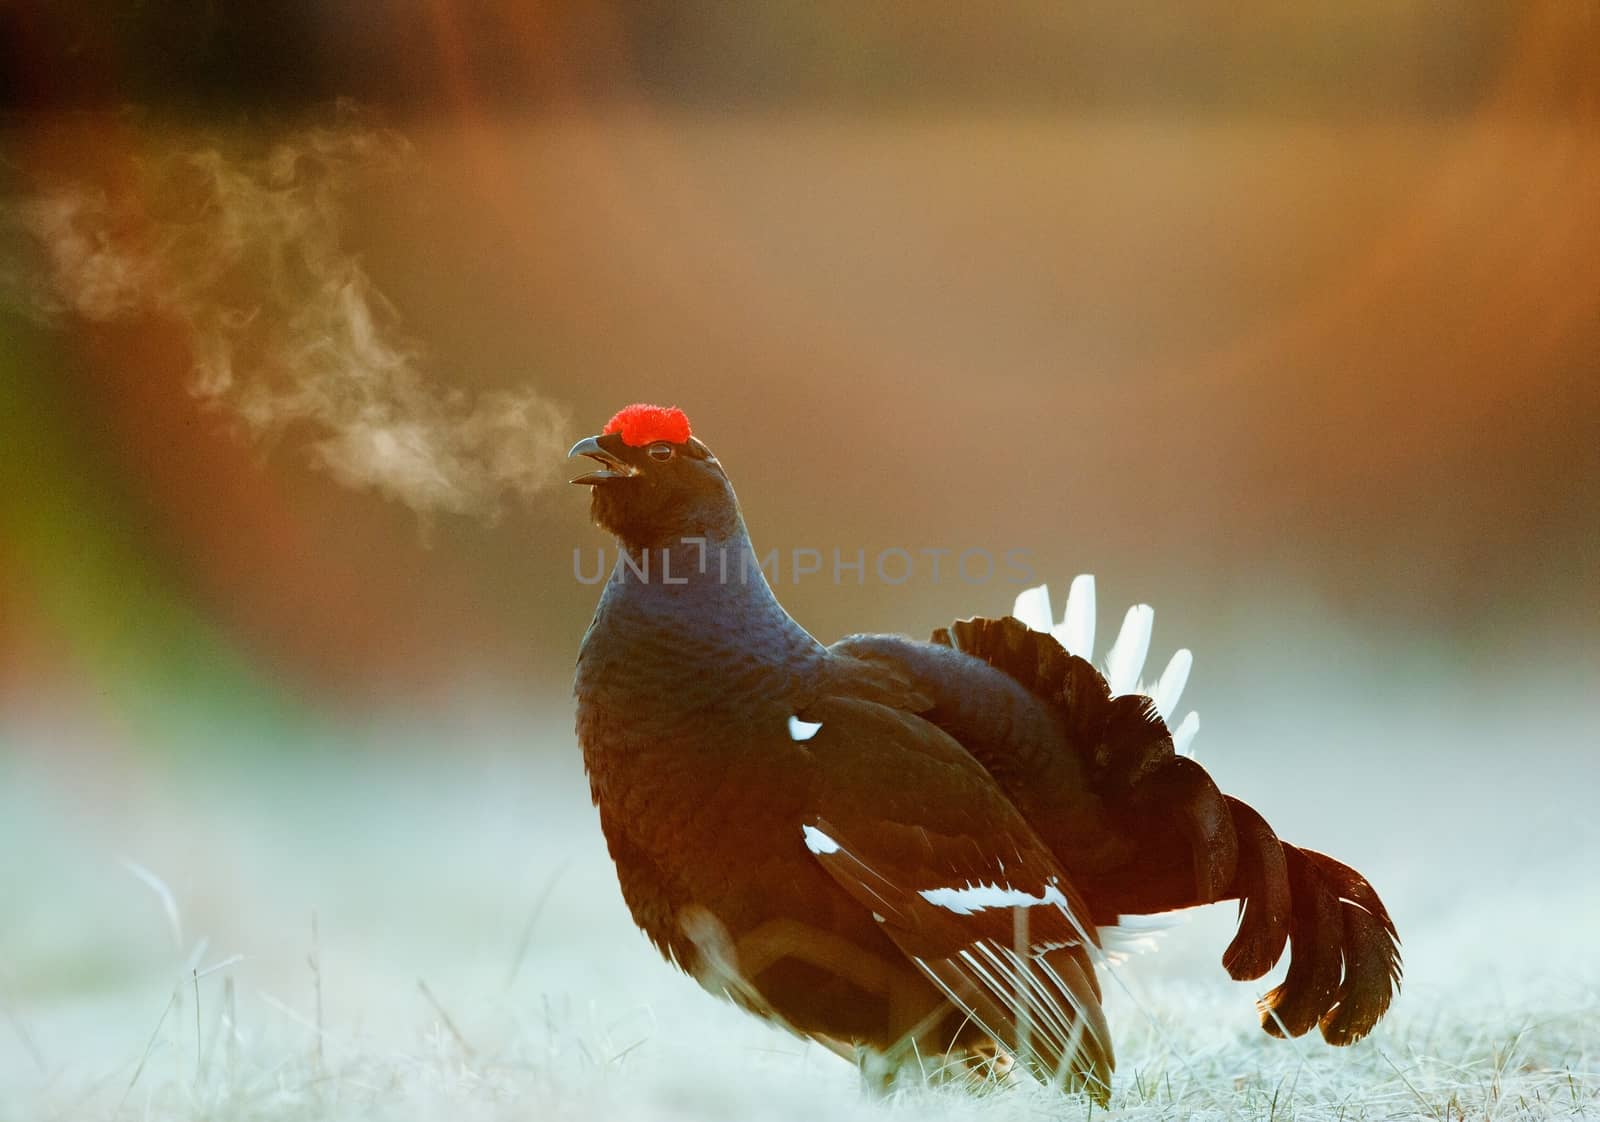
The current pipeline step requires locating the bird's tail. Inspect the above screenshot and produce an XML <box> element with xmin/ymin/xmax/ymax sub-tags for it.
<box><xmin>932</xmin><ymin>612</ymin><xmax>1401</xmax><ymax>1046</ymax></box>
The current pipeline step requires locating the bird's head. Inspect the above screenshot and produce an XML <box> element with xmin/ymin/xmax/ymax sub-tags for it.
<box><xmin>569</xmin><ymin>404</ymin><xmax>738</xmax><ymax>548</ymax></box>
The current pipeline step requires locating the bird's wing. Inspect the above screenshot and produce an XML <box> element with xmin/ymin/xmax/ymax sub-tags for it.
<box><xmin>794</xmin><ymin>695</ymin><xmax>1114</xmax><ymax>1102</ymax></box>
<box><xmin>830</xmin><ymin>627</ymin><xmax>1229</xmax><ymax>904</ymax></box>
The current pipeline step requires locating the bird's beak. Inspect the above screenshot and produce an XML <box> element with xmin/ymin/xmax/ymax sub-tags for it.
<box><xmin>568</xmin><ymin>435</ymin><xmax>639</xmax><ymax>485</ymax></box>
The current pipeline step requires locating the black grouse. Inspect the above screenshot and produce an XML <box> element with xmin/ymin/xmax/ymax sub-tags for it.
<box><xmin>571</xmin><ymin>403</ymin><xmax>1400</xmax><ymax>1103</ymax></box>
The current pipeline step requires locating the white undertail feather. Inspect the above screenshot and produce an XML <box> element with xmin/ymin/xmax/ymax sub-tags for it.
<box><xmin>1011</xmin><ymin>584</ymin><xmax>1054</xmax><ymax>634</ymax></box>
<box><xmin>1011</xmin><ymin>576</ymin><xmax>1202</xmax><ymax>755</ymax></box>
<box><xmin>1170</xmin><ymin>711</ymin><xmax>1200</xmax><ymax>758</ymax></box>
<box><xmin>1096</xmin><ymin>914</ymin><xmax>1179</xmax><ymax>961</ymax></box>
<box><xmin>1105</xmin><ymin>605</ymin><xmax>1154</xmax><ymax>696</ymax></box>
<box><xmin>1150</xmin><ymin>649</ymin><xmax>1193</xmax><ymax>721</ymax></box>
<box><xmin>1054</xmin><ymin>573</ymin><xmax>1096</xmax><ymax>658</ymax></box>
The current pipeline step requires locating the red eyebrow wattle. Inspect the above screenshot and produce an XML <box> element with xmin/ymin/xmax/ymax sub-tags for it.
<box><xmin>603</xmin><ymin>403</ymin><xmax>692</xmax><ymax>447</ymax></box>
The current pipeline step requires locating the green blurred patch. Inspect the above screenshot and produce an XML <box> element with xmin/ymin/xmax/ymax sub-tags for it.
<box><xmin>0</xmin><ymin>321</ymin><xmax>310</xmax><ymax>756</ymax></box>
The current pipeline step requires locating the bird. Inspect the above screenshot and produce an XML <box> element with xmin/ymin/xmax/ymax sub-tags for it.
<box><xmin>571</xmin><ymin>403</ymin><xmax>1400</xmax><ymax>1103</ymax></box>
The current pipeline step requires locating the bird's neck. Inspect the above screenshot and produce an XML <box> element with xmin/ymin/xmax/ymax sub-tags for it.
<box><xmin>578</xmin><ymin>520</ymin><xmax>825</xmax><ymax>711</ymax></box>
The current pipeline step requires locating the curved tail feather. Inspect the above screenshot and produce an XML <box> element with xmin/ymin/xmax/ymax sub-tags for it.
<box><xmin>1275</xmin><ymin>847</ymin><xmax>1402</xmax><ymax>1045</ymax></box>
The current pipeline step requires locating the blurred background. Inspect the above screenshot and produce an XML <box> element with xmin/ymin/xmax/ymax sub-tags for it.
<box><xmin>1</xmin><ymin>4</ymin><xmax>1597</xmax><ymax>1119</ymax></box>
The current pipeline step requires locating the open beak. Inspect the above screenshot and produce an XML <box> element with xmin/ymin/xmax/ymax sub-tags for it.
<box><xmin>568</xmin><ymin>435</ymin><xmax>639</xmax><ymax>485</ymax></box>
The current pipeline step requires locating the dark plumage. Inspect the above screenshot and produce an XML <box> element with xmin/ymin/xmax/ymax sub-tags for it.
<box><xmin>571</xmin><ymin>406</ymin><xmax>1400</xmax><ymax>1102</ymax></box>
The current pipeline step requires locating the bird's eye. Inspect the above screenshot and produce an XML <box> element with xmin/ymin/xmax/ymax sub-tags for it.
<box><xmin>647</xmin><ymin>443</ymin><xmax>675</xmax><ymax>462</ymax></box>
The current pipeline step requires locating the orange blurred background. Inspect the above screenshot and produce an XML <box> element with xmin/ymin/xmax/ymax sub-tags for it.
<box><xmin>1</xmin><ymin>2</ymin><xmax>1596</xmax><ymax>748</ymax></box>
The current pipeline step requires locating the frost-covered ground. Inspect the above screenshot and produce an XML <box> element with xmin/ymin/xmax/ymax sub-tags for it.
<box><xmin>3</xmin><ymin>643</ymin><xmax>1597</xmax><ymax>1122</ymax></box>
